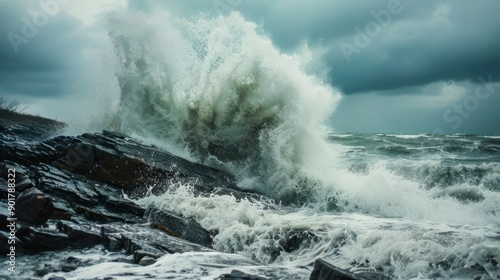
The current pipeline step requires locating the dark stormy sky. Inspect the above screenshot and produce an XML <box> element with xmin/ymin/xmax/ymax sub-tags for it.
<box><xmin>1</xmin><ymin>0</ymin><xmax>499</xmax><ymax>134</ymax></box>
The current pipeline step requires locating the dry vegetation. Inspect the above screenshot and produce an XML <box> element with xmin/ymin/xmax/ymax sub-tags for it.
<box><xmin>0</xmin><ymin>96</ymin><xmax>66</xmax><ymax>129</ymax></box>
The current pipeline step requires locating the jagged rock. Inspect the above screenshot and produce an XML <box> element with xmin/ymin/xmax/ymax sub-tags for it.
<box><xmin>310</xmin><ymin>259</ymin><xmax>359</xmax><ymax>280</ymax></box>
<box><xmin>101</xmin><ymin>226</ymin><xmax>125</xmax><ymax>251</ymax></box>
<box><xmin>16</xmin><ymin>188</ymin><xmax>54</xmax><ymax>225</ymax></box>
<box><xmin>46</xmin><ymin>195</ymin><xmax>74</xmax><ymax>220</ymax></box>
<box><xmin>309</xmin><ymin>259</ymin><xmax>391</xmax><ymax>280</ymax></box>
<box><xmin>103</xmin><ymin>233</ymin><xmax>123</xmax><ymax>251</ymax></box>
<box><xmin>148</xmin><ymin>208</ymin><xmax>213</xmax><ymax>247</ymax></box>
<box><xmin>0</xmin><ymin>120</ymin><xmax>275</xmax><ymax>279</ymax></box>
<box><xmin>17</xmin><ymin>227</ymin><xmax>70</xmax><ymax>252</ymax></box>
<box><xmin>60</xmin><ymin>257</ymin><xmax>84</xmax><ymax>272</ymax></box>
<box><xmin>36</xmin><ymin>165</ymin><xmax>100</xmax><ymax>207</ymax></box>
<box><xmin>13</xmin><ymin>174</ymin><xmax>35</xmax><ymax>192</ymax></box>
<box><xmin>74</xmin><ymin>204</ymin><xmax>137</xmax><ymax>223</ymax></box>
<box><xmin>57</xmin><ymin>222</ymin><xmax>102</xmax><ymax>248</ymax></box>
<box><xmin>122</xmin><ymin>233</ymin><xmax>167</xmax><ymax>263</ymax></box>
<box><xmin>1</xmin><ymin>123</ymin><xmax>263</xmax><ymax>204</ymax></box>
<box><xmin>104</xmin><ymin>197</ymin><xmax>145</xmax><ymax>216</ymax></box>
<box><xmin>217</xmin><ymin>270</ymin><xmax>269</xmax><ymax>280</ymax></box>
<box><xmin>119</xmin><ymin>225</ymin><xmax>214</xmax><ymax>263</ymax></box>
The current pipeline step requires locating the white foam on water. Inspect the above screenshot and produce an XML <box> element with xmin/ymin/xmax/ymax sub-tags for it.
<box><xmin>135</xmin><ymin>184</ymin><xmax>500</xmax><ymax>279</ymax></box>
<box><xmin>45</xmin><ymin>251</ymin><xmax>310</xmax><ymax>280</ymax></box>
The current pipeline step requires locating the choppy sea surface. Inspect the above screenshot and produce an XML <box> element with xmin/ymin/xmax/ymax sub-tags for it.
<box><xmin>47</xmin><ymin>133</ymin><xmax>500</xmax><ymax>280</ymax></box>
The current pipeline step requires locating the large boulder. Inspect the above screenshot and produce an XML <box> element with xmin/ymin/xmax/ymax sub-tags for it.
<box><xmin>148</xmin><ymin>209</ymin><xmax>213</xmax><ymax>247</ymax></box>
<box><xmin>309</xmin><ymin>259</ymin><xmax>389</xmax><ymax>280</ymax></box>
<box><xmin>16</xmin><ymin>188</ymin><xmax>54</xmax><ymax>225</ymax></box>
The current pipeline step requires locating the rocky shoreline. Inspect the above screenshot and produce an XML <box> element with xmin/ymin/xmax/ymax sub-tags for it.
<box><xmin>0</xmin><ymin>119</ymin><xmax>386</xmax><ymax>280</ymax></box>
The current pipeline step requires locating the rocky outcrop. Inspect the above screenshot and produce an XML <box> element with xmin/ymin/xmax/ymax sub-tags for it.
<box><xmin>0</xmin><ymin>119</ymin><xmax>270</xmax><ymax>279</ymax></box>
<box><xmin>310</xmin><ymin>259</ymin><xmax>391</xmax><ymax>280</ymax></box>
<box><xmin>15</xmin><ymin>187</ymin><xmax>54</xmax><ymax>225</ymax></box>
<box><xmin>0</xmin><ymin>119</ymin><xmax>386</xmax><ymax>280</ymax></box>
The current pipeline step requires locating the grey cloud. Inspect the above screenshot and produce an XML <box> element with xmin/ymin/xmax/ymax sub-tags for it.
<box><xmin>331</xmin><ymin>81</ymin><xmax>500</xmax><ymax>134</ymax></box>
<box><xmin>327</xmin><ymin>0</ymin><xmax>500</xmax><ymax>94</ymax></box>
<box><xmin>0</xmin><ymin>0</ymin><xmax>90</xmax><ymax>98</ymax></box>
<box><xmin>1</xmin><ymin>0</ymin><xmax>498</xmax><ymax>134</ymax></box>
<box><xmin>128</xmin><ymin>0</ymin><xmax>500</xmax><ymax>95</ymax></box>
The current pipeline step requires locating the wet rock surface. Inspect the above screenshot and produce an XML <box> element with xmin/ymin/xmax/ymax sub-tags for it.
<box><xmin>309</xmin><ymin>259</ymin><xmax>392</xmax><ymax>280</ymax></box>
<box><xmin>0</xmin><ymin>119</ymin><xmax>274</xmax><ymax>279</ymax></box>
<box><xmin>0</xmin><ymin>119</ymin><xmax>377</xmax><ymax>279</ymax></box>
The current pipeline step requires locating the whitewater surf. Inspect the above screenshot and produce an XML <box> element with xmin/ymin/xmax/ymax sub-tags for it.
<box><xmin>60</xmin><ymin>9</ymin><xmax>500</xmax><ymax>280</ymax></box>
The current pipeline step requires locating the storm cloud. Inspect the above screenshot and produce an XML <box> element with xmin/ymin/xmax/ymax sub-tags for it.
<box><xmin>0</xmin><ymin>0</ymin><xmax>94</xmax><ymax>99</ymax></box>
<box><xmin>128</xmin><ymin>0</ymin><xmax>500</xmax><ymax>94</ymax></box>
<box><xmin>1</xmin><ymin>0</ymin><xmax>499</xmax><ymax>133</ymax></box>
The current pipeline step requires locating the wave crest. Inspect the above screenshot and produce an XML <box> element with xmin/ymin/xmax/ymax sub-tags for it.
<box><xmin>104</xmin><ymin>11</ymin><xmax>341</xmax><ymax>199</ymax></box>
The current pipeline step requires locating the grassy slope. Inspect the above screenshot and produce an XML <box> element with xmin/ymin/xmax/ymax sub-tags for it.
<box><xmin>0</xmin><ymin>108</ymin><xmax>66</xmax><ymax>129</ymax></box>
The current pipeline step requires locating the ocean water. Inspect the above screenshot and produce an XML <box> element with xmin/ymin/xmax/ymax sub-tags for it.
<box><xmin>58</xmin><ymin>10</ymin><xmax>500</xmax><ymax>279</ymax></box>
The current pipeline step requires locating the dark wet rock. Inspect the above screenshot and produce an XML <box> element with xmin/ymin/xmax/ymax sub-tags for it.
<box><xmin>74</xmin><ymin>205</ymin><xmax>128</xmax><ymax>222</ymax></box>
<box><xmin>310</xmin><ymin>259</ymin><xmax>361</xmax><ymax>280</ymax></box>
<box><xmin>57</xmin><ymin>222</ymin><xmax>102</xmax><ymax>248</ymax></box>
<box><xmin>0</xmin><ymin>119</ymin><xmax>62</xmax><ymax>144</ymax></box>
<box><xmin>16</xmin><ymin>187</ymin><xmax>54</xmax><ymax>225</ymax></box>
<box><xmin>105</xmin><ymin>197</ymin><xmax>145</xmax><ymax>217</ymax></box>
<box><xmin>13</xmin><ymin>174</ymin><xmax>35</xmax><ymax>192</ymax></box>
<box><xmin>36</xmin><ymin>165</ymin><xmax>100</xmax><ymax>207</ymax></box>
<box><xmin>148</xmin><ymin>208</ymin><xmax>213</xmax><ymax>247</ymax></box>
<box><xmin>217</xmin><ymin>269</ymin><xmax>269</xmax><ymax>280</ymax></box>
<box><xmin>0</xmin><ymin>122</ymin><xmax>262</xmax><ymax>204</ymax></box>
<box><xmin>103</xmin><ymin>232</ymin><xmax>123</xmax><ymax>251</ymax></box>
<box><xmin>17</xmin><ymin>226</ymin><xmax>70</xmax><ymax>252</ymax></box>
<box><xmin>121</xmin><ymin>228</ymin><xmax>214</xmax><ymax>264</ymax></box>
<box><xmin>309</xmin><ymin>259</ymin><xmax>390</xmax><ymax>280</ymax></box>
<box><xmin>60</xmin><ymin>257</ymin><xmax>84</xmax><ymax>272</ymax></box>
<box><xmin>121</xmin><ymin>233</ymin><xmax>171</xmax><ymax>264</ymax></box>
<box><xmin>46</xmin><ymin>195</ymin><xmax>74</xmax><ymax>220</ymax></box>
<box><xmin>34</xmin><ymin>256</ymin><xmax>95</xmax><ymax>276</ymax></box>
<box><xmin>281</xmin><ymin>230</ymin><xmax>319</xmax><ymax>253</ymax></box>
<box><xmin>261</xmin><ymin>229</ymin><xmax>320</xmax><ymax>263</ymax></box>
<box><xmin>99</xmin><ymin>221</ymin><xmax>214</xmax><ymax>265</ymax></box>
<box><xmin>0</xmin><ymin>230</ymin><xmax>24</xmax><ymax>254</ymax></box>
<box><xmin>0</xmin><ymin>119</ymin><xmax>274</xmax><ymax>279</ymax></box>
